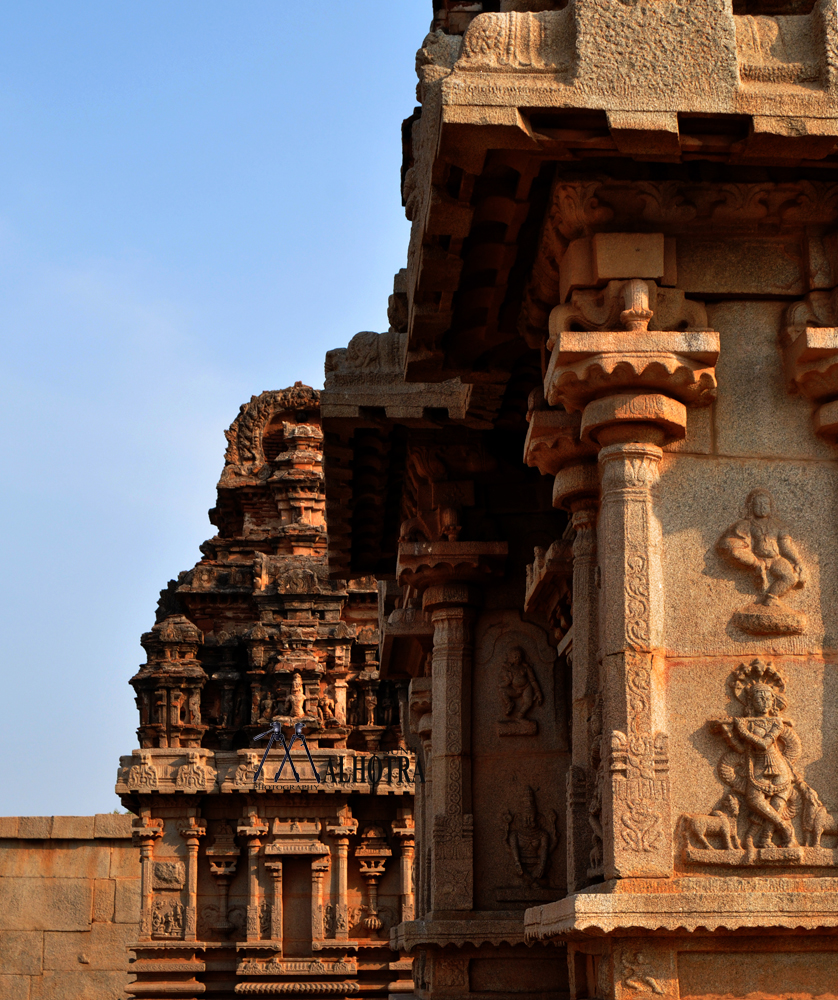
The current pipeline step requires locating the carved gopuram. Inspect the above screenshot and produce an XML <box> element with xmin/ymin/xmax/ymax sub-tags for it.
<box><xmin>320</xmin><ymin>1</ymin><xmax>838</xmax><ymax>998</ymax></box>
<box><xmin>116</xmin><ymin>385</ymin><xmax>416</xmax><ymax>998</ymax></box>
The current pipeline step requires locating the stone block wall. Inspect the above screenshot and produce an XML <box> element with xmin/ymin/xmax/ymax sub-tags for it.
<box><xmin>0</xmin><ymin>814</ymin><xmax>140</xmax><ymax>1000</ymax></box>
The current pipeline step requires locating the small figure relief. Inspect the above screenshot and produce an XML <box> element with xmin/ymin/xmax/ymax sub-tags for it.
<box><xmin>126</xmin><ymin>751</ymin><xmax>159</xmax><ymax>791</ymax></box>
<box><xmin>681</xmin><ymin>659</ymin><xmax>838</xmax><ymax>866</ymax></box>
<box><xmin>497</xmin><ymin>646</ymin><xmax>543</xmax><ymax>736</ymax></box>
<box><xmin>347</xmin><ymin>688</ymin><xmax>361</xmax><ymax>728</ymax></box>
<box><xmin>257</xmin><ymin>689</ymin><xmax>275</xmax><ymax>724</ymax></box>
<box><xmin>187</xmin><ymin>688</ymin><xmax>201</xmax><ymax>726</ymax></box>
<box><xmin>151</xmin><ymin>898</ymin><xmax>184</xmax><ymax>939</ymax></box>
<box><xmin>680</xmin><ymin>794</ymin><xmax>741</xmax><ymax>852</ymax></box>
<box><xmin>285</xmin><ymin>672</ymin><xmax>307</xmax><ymax>719</ymax></box>
<box><xmin>502</xmin><ymin>786</ymin><xmax>558</xmax><ymax>889</ymax></box>
<box><xmin>800</xmin><ymin>785</ymin><xmax>838</xmax><ymax>848</ymax></box>
<box><xmin>316</xmin><ymin>686</ymin><xmax>336</xmax><ymax>725</ymax></box>
<box><xmin>716</xmin><ymin>489</ymin><xmax>807</xmax><ymax>636</ymax></box>
<box><xmin>621</xmin><ymin>951</ymin><xmax>665</xmax><ymax>996</ymax></box>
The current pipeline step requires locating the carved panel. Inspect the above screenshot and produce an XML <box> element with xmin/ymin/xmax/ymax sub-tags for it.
<box><xmin>680</xmin><ymin>659</ymin><xmax>838</xmax><ymax>867</ymax></box>
<box><xmin>716</xmin><ymin>489</ymin><xmax>807</xmax><ymax>636</ymax></box>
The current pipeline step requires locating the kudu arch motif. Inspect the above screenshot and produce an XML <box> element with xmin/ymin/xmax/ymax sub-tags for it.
<box><xmin>682</xmin><ymin>659</ymin><xmax>838</xmax><ymax>865</ymax></box>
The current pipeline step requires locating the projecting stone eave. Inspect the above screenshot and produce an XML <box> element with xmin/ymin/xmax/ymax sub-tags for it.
<box><xmin>402</xmin><ymin>0</ymin><xmax>838</xmax><ymax>386</ymax></box>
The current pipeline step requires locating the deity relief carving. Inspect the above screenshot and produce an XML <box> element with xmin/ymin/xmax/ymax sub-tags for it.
<box><xmin>502</xmin><ymin>786</ymin><xmax>558</xmax><ymax>889</ymax></box>
<box><xmin>682</xmin><ymin>659</ymin><xmax>837</xmax><ymax>866</ymax></box>
<box><xmin>717</xmin><ymin>489</ymin><xmax>807</xmax><ymax>636</ymax></box>
<box><xmin>497</xmin><ymin>646</ymin><xmax>543</xmax><ymax>736</ymax></box>
<box><xmin>285</xmin><ymin>672</ymin><xmax>307</xmax><ymax>719</ymax></box>
<box><xmin>152</xmin><ymin>898</ymin><xmax>184</xmax><ymax>938</ymax></box>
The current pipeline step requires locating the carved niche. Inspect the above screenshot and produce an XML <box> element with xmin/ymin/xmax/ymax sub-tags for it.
<box><xmin>476</xmin><ymin>614</ymin><xmax>557</xmax><ymax>741</ymax></box>
<box><xmin>680</xmin><ymin>659</ymin><xmax>838</xmax><ymax>866</ymax></box>
<box><xmin>716</xmin><ymin>489</ymin><xmax>807</xmax><ymax>636</ymax></box>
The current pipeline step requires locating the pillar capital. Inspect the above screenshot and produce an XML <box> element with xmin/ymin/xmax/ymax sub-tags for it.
<box><xmin>422</xmin><ymin>582</ymin><xmax>484</xmax><ymax>614</ymax></box>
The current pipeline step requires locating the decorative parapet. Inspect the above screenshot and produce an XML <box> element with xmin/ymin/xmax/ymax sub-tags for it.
<box><xmin>117</xmin><ymin>748</ymin><xmax>418</xmax><ymax>797</ymax></box>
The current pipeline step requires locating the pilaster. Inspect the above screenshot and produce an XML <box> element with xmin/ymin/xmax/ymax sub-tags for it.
<box><xmin>422</xmin><ymin>582</ymin><xmax>482</xmax><ymax>913</ymax></box>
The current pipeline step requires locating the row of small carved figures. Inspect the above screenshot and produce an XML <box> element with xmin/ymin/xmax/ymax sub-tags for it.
<box><xmin>135</xmin><ymin>678</ymin><xmax>402</xmax><ymax>734</ymax></box>
<box><xmin>150</xmin><ymin>898</ymin><xmax>395</xmax><ymax>939</ymax></box>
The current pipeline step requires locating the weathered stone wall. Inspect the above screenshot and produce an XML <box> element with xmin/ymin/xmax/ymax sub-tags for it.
<box><xmin>0</xmin><ymin>814</ymin><xmax>140</xmax><ymax>1000</ymax></box>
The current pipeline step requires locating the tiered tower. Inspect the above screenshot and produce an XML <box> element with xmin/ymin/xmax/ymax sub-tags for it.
<box><xmin>118</xmin><ymin>385</ymin><xmax>416</xmax><ymax>999</ymax></box>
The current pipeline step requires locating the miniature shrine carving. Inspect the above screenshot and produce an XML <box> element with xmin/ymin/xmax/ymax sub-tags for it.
<box><xmin>717</xmin><ymin>489</ymin><xmax>807</xmax><ymax>635</ymax></box>
<box><xmin>497</xmin><ymin>646</ymin><xmax>543</xmax><ymax>736</ymax></box>
<box><xmin>682</xmin><ymin>659</ymin><xmax>837</xmax><ymax>866</ymax></box>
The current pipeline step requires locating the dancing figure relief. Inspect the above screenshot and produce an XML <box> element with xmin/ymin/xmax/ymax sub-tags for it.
<box><xmin>497</xmin><ymin>645</ymin><xmax>543</xmax><ymax>736</ymax></box>
<box><xmin>717</xmin><ymin>489</ymin><xmax>807</xmax><ymax>635</ymax></box>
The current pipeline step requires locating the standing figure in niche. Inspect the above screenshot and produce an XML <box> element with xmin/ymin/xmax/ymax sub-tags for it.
<box><xmin>497</xmin><ymin>645</ymin><xmax>543</xmax><ymax>736</ymax></box>
<box><xmin>285</xmin><ymin>672</ymin><xmax>306</xmax><ymax>719</ymax></box>
<box><xmin>717</xmin><ymin>489</ymin><xmax>807</xmax><ymax>635</ymax></box>
<box><xmin>258</xmin><ymin>689</ymin><xmax>275</xmax><ymax>724</ymax></box>
<box><xmin>317</xmin><ymin>687</ymin><xmax>335</xmax><ymax>723</ymax></box>
<box><xmin>503</xmin><ymin>785</ymin><xmax>557</xmax><ymax>886</ymax></box>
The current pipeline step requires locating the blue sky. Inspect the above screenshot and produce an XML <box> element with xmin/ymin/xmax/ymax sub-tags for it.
<box><xmin>0</xmin><ymin>3</ymin><xmax>430</xmax><ymax>815</ymax></box>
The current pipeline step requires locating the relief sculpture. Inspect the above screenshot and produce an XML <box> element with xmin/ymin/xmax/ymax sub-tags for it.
<box><xmin>497</xmin><ymin>645</ymin><xmax>543</xmax><ymax>736</ymax></box>
<box><xmin>502</xmin><ymin>785</ymin><xmax>558</xmax><ymax>888</ymax></box>
<box><xmin>716</xmin><ymin>489</ymin><xmax>807</xmax><ymax>635</ymax></box>
<box><xmin>681</xmin><ymin>659</ymin><xmax>836</xmax><ymax>866</ymax></box>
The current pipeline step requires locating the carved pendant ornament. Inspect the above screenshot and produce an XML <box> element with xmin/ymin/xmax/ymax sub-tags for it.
<box><xmin>717</xmin><ymin>489</ymin><xmax>807</xmax><ymax>636</ymax></box>
<box><xmin>681</xmin><ymin>659</ymin><xmax>836</xmax><ymax>866</ymax></box>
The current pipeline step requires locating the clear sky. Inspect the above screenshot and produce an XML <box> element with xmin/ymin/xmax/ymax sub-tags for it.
<box><xmin>0</xmin><ymin>2</ymin><xmax>430</xmax><ymax>815</ymax></box>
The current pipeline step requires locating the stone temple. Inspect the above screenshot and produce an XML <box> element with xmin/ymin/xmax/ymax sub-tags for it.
<box><xmin>6</xmin><ymin>0</ymin><xmax>838</xmax><ymax>997</ymax></box>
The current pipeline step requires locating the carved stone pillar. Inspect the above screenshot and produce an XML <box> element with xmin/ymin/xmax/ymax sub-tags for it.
<box><xmin>595</xmin><ymin>431</ymin><xmax>671</xmax><ymax>880</ymax></box>
<box><xmin>238</xmin><ymin>817</ymin><xmax>268</xmax><ymax>942</ymax></box>
<box><xmin>178</xmin><ymin>818</ymin><xmax>207</xmax><ymax>941</ymax></box>
<box><xmin>541</xmin><ymin>270</ymin><xmax>718</xmax><ymax>885</ymax></box>
<box><xmin>568</xmin><ymin>498</ymin><xmax>600</xmax><ymax>892</ymax></box>
<box><xmin>326</xmin><ymin>806</ymin><xmax>357</xmax><ymax>940</ymax></box>
<box><xmin>265</xmin><ymin>861</ymin><xmax>283</xmax><ymax>945</ymax></box>
<box><xmin>422</xmin><ymin>583</ymin><xmax>481</xmax><ymax>912</ymax></box>
<box><xmin>134</xmin><ymin>821</ymin><xmax>163</xmax><ymax>941</ymax></box>
<box><xmin>407</xmin><ymin>677</ymin><xmax>432</xmax><ymax>920</ymax></box>
<box><xmin>392</xmin><ymin>809</ymin><xmax>416</xmax><ymax>924</ymax></box>
<box><xmin>208</xmin><ymin>860</ymin><xmax>237</xmax><ymax>937</ymax></box>
<box><xmin>311</xmin><ymin>857</ymin><xmax>330</xmax><ymax>942</ymax></box>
